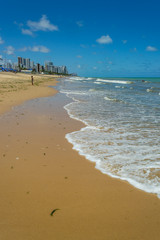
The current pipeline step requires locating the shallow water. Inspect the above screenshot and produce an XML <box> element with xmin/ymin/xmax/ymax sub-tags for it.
<box><xmin>57</xmin><ymin>77</ymin><xmax>160</xmax><ymax>197</ymax></box>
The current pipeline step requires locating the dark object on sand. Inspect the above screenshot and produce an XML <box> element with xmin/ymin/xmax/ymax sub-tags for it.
<box><xmin>31</xmin><ymin>75</ymin><xmax>34</xmax><ymax>85</ymax></box>
<box><xmin>50</xmin><ymin>208</ymin><xmax>60</xmax><ymax>216</ymax></box>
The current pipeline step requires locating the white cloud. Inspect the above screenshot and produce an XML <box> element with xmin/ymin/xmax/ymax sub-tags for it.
<box><xmin>77</xmin><ymin>55</ymin><xmax>82</xmax><ymax>58</ymax></box>
<box><xmin>122</xmin><ymin>40</ymin><xmax>127</xmax><ymax>44</ymax></box>
<box><xmin>5</xmin><ymin>46</ymin><xmax>15</xmax><ymax>55</ymax></box>
<box><xmin>77</xmin><ymin>64</ymin><xmax>81</xmax><ymax>69</ymax></box>
<box><xmin>76</xmin><ymin>21</ymin><xmax>83</xmax><ymax>27</ymax></box>
<box><xmin>22</xmin><ymin>28</ymin><xmax>33</xmax><ymax>36</ymax></box>
<box><xmin>29</xmin><ymin>45</ymin><xmax>50</xmax><ymax>53</ymax></box>
<box><xmin>93</xmin><ymin>66</ymin><xmax>97</xmax><ymax>70</ymax></box>
<box><xmin>146</xmin><ymin>46</ymin><xmax>158</xmax><ymax>52</ymax></box>
<box><xmin>0</xmin><ymin>55</ymin><xmax>2</xmax><ymax>59</ymax></box>
<box><xmin>27</xmin><ymin>15</ymin><xmax>58</xmax><ymax>32</ymax></box>
<box><xmin>96</xmin><ymin>35</ymin><xmax>113</xmax><ymax>44</ymax></box>
<box><xmin>0</xmin><ymin>36</ymin><xmax>4</xmax><ymax>44</ymax></box>
<box><xmin>108</xmin><ymin>61</ymin><xmax>112</xmax><ymax>65</ymax></box>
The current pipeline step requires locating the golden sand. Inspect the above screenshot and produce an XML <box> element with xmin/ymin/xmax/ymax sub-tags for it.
<box><xmin>0</xmin><ymin>72</ymin><xmax>59</xmax><ymax>114</ymax></box>
<box><xmin>0</xmin><ymin>72</ymin><xmax>160</xmax><ymax>240</ymax></box>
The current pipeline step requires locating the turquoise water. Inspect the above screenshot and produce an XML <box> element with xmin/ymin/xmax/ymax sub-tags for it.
<box><xmin>58</xmin><ymin>77</ymin><xmax>160</xmax><ymax>197</ymax></box>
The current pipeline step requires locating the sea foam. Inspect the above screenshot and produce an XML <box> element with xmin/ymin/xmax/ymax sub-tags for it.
<box><xmin>96</xmin><ymin>79</ymin><xmax>133</xmax><ymax>84</ymax></box>
<box><xmin>59</xmin><ymin>76</ymin><xmax>160</xmax><ymax>198</ymax></box>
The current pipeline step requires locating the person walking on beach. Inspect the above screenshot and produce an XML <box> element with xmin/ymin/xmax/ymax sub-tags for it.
<box><xmin>31</xmin><ymin>75</ymin><xmax>34</xmax><ymax>85</ymax></box>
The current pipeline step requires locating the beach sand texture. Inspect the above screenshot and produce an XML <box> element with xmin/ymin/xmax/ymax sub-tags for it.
<box><xmin>0</xmin><ymin>72</ymin><xmax>59</xmax><ymax>115</ymax></box>
<box><xmin>0</xmin><ymin>72</ymin><xmax>160</xmax><ymax>240</ymax></box>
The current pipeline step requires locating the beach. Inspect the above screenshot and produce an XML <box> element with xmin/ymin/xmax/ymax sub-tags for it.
<box><xmin>0</xmin><ymin>72</ymin><xmax>59</xmax><ymax>115</ymax></box>
<box><xmin>0</xmin><ymin>72</ymin><xmax>160</xmax><ymax>240</ymax></box>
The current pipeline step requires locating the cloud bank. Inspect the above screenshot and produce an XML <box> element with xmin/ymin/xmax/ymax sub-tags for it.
<box><xmin>29</xmin><ymin>45</ymin><xmax>50</xmax><ymax>53</ymax></box>
<box><xmin>19</xmin><ymin>45</ymin><xmax>50</xmax><ymax>53</ymax></box>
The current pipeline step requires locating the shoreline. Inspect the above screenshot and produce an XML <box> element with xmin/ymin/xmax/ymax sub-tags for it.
<box><xmin>62</xmin><ymin>91</ymin><xmax>160</xmax><ymax>199</ymax></box>
<box><xmin>0</xmin><ymin>73</ymin><xmax>160</xmax><ymax>239</ymax></box>
<box><xmin>64</xmin><ymin>102</ymin><xmax>160</xmax><ymax>199</ymax></box>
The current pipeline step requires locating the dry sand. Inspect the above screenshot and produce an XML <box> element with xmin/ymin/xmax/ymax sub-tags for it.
<box><xmin>0</xmin><ymin>72</ymin><xmax>160</xmax><ymax>240</ymax></box>
<box><xmin>0</xmin><ymin>72</ymin><xmax>59</xmax><ymax>114</ymax></box>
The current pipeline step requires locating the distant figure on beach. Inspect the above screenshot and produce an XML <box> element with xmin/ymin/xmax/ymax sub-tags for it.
<box><xmin>31</xmin><ymin>75</ymin><xmax>34</xmax><ymax>85</ymax></box>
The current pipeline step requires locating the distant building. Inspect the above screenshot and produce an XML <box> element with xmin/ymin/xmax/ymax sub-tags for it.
<box><xmin>51</xmin><ymin>66</ymin><xmax>58</xmax><ymax>73</ymax></box>
<box><xmin>16</xmin><ymin>57</ymin><xmax>69</xmax><ymax>74</ymax></box>
<box><xmin>36</xmin><ymin>63</ymin><xmax>41</xmax><ymax>73</ymax></box>
<box><xmin>17</xmin><ymin>57</ymin><xmax>30</xmax><ymax>69</ymax></box>
<box><xmin>18</xmin><ymin>57</ymin><xmax>22</xmax><ymax>67</ymax></box>
<box><xmin>61</xmin><ymin>66</ymin><xmax>68</xmax><ymax>74</ymax></box>
<box><xmin>41</xmin><ymin>65</ymin><xmax>44</xmax><ymax>72</ymax></box>
<box><xmin>30</xmin><ymin>61</ymin><xmax>34</xmax><ymax>69</ymax></box>
<box><xmin>0</xmin><ymin>57</ymin><xmax>3</xmax><ymax>67</ymax></box>
<box><xmin>45</xmin><ymin>61</ymin><xmax>54</xmax><ymax>72</ymax></box>
<box><xmin>26</xmin><ymin>58</ymin><xmax>30</xmax><ymax>69</ymax></box>
<box><xmin>22</xmin><ymin>58</ymin><xmax>26</xmax><ymax>67</ymax></box>
<box><xmin>56</xmin><ymin>66</ymin><xmax>68</xmax><ymax>74</ymax></box>
<box><xmin>44</xmin><ymin>61</ymin><xmax>68</xmax><ymax>74</ymax></box>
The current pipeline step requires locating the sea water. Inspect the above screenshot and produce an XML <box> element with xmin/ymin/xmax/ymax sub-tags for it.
<box><xmin>57</xmin><ymin>77</ymin><xmax>160</xmax><ymax>197</ymax></box>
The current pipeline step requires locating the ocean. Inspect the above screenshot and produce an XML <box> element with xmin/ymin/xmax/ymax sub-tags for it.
<box><xmin>57</xmin><ymin>77</ymin><xmax>160</xmax><ymax>198</ymax></box>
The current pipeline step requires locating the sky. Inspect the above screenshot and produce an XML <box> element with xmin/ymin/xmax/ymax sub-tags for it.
<box><xmin>0</xmin><ymin>0</ymin><xmax>160</xmax><ymax>77</ymax></box>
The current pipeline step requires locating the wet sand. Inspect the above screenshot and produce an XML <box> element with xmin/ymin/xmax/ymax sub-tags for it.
<box><xmin>0</xmin><ymin>76</ymin><xmax>160</xmax><ymax>239</ymax></box>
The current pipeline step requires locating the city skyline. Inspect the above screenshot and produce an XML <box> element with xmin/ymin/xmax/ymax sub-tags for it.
<box><xmin>0</xmin><ymin>56</ymin><xmax>68</xmax><ymax>75</ymax></box>
<box><xmin>0</xmin><ymin>0</ymin><xmax>160</xmax><ymax>77</ymax></box>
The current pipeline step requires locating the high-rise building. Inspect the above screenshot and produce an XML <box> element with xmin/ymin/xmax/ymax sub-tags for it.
<box><xmin>57</xmin><ymin>66</ymin><xmax>68</xmax><ymax>74</ymax></box>
<box><xmin>0</xmin><ymin>57</ymin><xmax>3</xmax><ymax>67</ymax></box>
<box><xmin>22</xmin><ymin>58</ymin><xmax>26</xmax><ymax>67</ymax></box>
<box><xmin>26</xmin><ymin>58</ymin><xmax>30</xmax><ymax>69</ymax></box>
<box><xmin>45</xmin><ymin>61</ymin><xmax>53</xmax><ymax>72</ymax></box>
<box><xmin>30</xmin><ymin>61</ymin><xmax>34</xmax><ymax>69</ymax></box>
<box><xmin>36</xmin><ymin>63</ymin><xmax>41</xmax><ymax>73</ymax></box>
<box><xmin>61</xmin><ymin>66</ymin><xmax>68</xmax><ymax>74</ymax></box>
<box><xmin>18</xmin><ymin>57</ymin><xmax>22</xmax><ymax>67</ymax></box>
<box><xmin>52</xmin><ymin>66</ymin><xmax>58</xmax><ymax>73</ymax></box>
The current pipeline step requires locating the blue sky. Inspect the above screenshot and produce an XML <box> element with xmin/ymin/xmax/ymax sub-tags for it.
<box><xmin>0</xmin><ymin>0</ymin><xmax>160</xmax><ymax>77</ymax></box>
